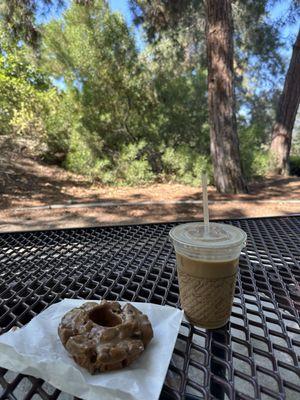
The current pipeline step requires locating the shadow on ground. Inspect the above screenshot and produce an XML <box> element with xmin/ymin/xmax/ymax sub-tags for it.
<box><xmin>1</xmin><ymin>154</ymin><xmax>300</xmax><ymax>210</ymax></box>
<box><xmin>1</xmin><ymin>199</ymin><xmax>297</xmax><ymax>233</ymax></box>
<box><xmin>0</xmin><ymin>154</ymin><xmax>299</xmax><ymax>232</ymax></box>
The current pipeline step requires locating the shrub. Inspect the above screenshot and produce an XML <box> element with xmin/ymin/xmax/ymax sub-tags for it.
<box><xmin>161</xmin><ymin>146</ymin><xmax>212</xmax><ymax>186</ymax></box>
<box><xmin>252</xmin><ymin>150</ymin><xmax>272</xmax><ymax>177</ymax></box>
<box><xmin>239</xmin><ymin>124</ymin><xmax>272</xmax><ymax>179</ymax></box>
<box><xmin>241</xmin><ymin>147</ymin><xmax>272</xmax><ymax>179</ymax></box>
<box><xmin>290</xmin><ymin>156</ymin><xmax>300</xmax><ymax>176</ymax></box>
<box><xmin>65</xmin><ymin>126</ymin><xmax>112</xmax><ymax>182</ymax></box>
<box><xmin>43</xmin><ymin>91</ymin><xmax>75</xmax><ymax>161</ymax></box>
<box><xmin>117</xmin><ymin>141</ymin><xmax>155</xmax><ymax>185</ymax></box>
<box><xmin>65</xmin><ymin>134</ymin><xmax>155</xmax><ymax>185</ymax></box>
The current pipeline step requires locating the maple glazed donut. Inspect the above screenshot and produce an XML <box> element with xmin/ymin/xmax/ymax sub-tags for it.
<box><xmin>58</xmin><ymin>301</ymin><xmax>153</xmax><ymax>373</ymax></box>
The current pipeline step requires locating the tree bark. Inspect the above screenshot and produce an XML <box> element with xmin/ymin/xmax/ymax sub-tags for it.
<box><xmin>270</xmin><ymin>29</ymin><xmax>300</xmax><ymax>175</ymax></box>
<box><xmin>205</xmin><ymin>0</ymin><xmax>247</xmax><ymax>193</ymax></box>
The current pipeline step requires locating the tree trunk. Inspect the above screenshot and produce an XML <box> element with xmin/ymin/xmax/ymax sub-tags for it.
<box><xmin>205</xmin><ymin>0</ymin><xmax>247</xmax><ymax>193</ymax></box>
<box><xmin>270</xmin><ymin>29</ymin><xmax>300</xmax><ymax>175</ymax></box>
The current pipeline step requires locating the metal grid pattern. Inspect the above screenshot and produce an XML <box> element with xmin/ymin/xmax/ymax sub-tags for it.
<box><xmin>0</xmin><ymin>216</ymin><xmax>300</xmax><ymax>400</ymax></box>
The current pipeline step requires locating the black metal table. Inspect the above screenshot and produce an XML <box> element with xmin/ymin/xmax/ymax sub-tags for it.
<box><xmin>0</xmin><ymin>216</ymin><xmax>300</xmax><ymax>400</ymax></box>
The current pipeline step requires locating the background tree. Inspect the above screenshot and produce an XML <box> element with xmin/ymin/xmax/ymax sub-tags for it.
<box><xmin>129</xmin><ymin>0</ymin><xmax>284</xmax><ymax>193</ymax></box>
<box><xmin>0</xmin><ymin>0</ymin><xmax>66</xmax><ymax>47</ymax></box>
<box><xmin>0</xmin><ymin>0</ymin><xmax>299</xmax><ymax>187</ymax></box>
<box><xmin>270</xmin><ymin>29</ymin><xmax>300</xmax><ymax>174</ymax></box>
<box><xmin>0</xmin><ymin>29</ymin><xmax>56</xmax><ymax>142</ymax></box>
<box><xmin>131</xmin><ymin>0</ymin><xmax>296</xmax><ymax>172</ymax></box>
<box><xmin>205</xmin><ymin>0</ymin><xmax>246</xmax><ymax>193</ymax></box>
<box><xmin>38</xmin><ymin>0</ymin><xmax>211</xmax><ymax>184</ymax></box>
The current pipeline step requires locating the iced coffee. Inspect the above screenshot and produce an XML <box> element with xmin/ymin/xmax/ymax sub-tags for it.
<box><xmin>169</xmin><ymin>222</ymin><xmax>247</xmax><ymax>329</ymax></box>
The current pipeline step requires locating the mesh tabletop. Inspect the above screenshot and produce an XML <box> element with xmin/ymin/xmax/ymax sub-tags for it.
<box><xmin>0</xmin><ymin>216</ymin><xmax>300</xmax><ymax>400</ymax></box>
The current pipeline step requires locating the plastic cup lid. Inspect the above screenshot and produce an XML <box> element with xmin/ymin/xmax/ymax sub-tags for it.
<box><xmin>170</xmin><ymin>222</ymin><xmax>246</xmax><ymax>249</ymax></box>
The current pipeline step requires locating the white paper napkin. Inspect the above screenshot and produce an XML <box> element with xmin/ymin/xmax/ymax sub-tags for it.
<box><xmin>0</xmin><ymin>299</ymin><xmax>183</xmax><ymax>400</ymax></box>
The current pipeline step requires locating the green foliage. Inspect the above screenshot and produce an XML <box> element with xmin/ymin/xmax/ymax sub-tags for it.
<box><xmin>0</xmin><ymin>51</ymin><xmax>43</xmax><ymax>135</ymax></box>
<box><xmin>37</xmin><ymin>0</ymin><xmax>211</xmax><ymax>184</ymax></box>
<box><xmin>0</xmin><ymin>0</ymin><xmax>294</xmax><ymax>186</ymax></box>
<box><xmin>0</xmin><ymin>28</ymin><xmax>58</xmax><ymax>153</ymax></box>
<box><xmin>42</xmin><ymin>1</ymin><xmax>156</xmax><ymax>150</ymax></box>
<box><xmin>291</xmin><ymin>117</ymin><xmax>300</xmax><ymax>156</ymax></box>
<box><xmin>117</xmin><ymin>142</ymin><xmax>155</xmax><ymax>185</ymax></box>
<box><xmin>66</xmin><ymin>134</ymin><xmax>154</xmax><ymax>184</ymax></box>
<box><xmin>241</xmin><ymin>146</ymin><xmax>272</xmax><ymax>179</ymax></box>
<box><xmin>161</xmin><ymin>146</ymin><xmax>212</xmax><ymax>185</ymax></box>
<box><xmin>239</xmin><ymin>123</ymin><xmax>272</xmax><ymax>178</ymax></box>
<box><xmin>65</xmin><ymin>125</ymin><xmax>111</xmax><ymax>180</ymax></box>
<box><xmin>42</xmin><ymin>90</ymin><xmax>77</xmax><ymax>160</ymax></box>
<box><xmin>252</xmin><ymin>151</ymin><xmax>272</xmax><ymax>177</ymax></box>
<box><xmin>289</xmin><ymin>156</ymin><xmax>300</xmax><ymax>176</ymax></box>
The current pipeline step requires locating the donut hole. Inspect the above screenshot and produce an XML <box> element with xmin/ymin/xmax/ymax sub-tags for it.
<box><xmin>89</xmin><ymin>307</ymin><xmax>122</xmax><ymax>327</ymax></box>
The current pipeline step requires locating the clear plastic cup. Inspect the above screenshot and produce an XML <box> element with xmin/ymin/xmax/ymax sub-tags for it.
<box><xmin>169</xmin><ymin>222</ymin><xmax>247</xmax><ymax>329</ymax></box>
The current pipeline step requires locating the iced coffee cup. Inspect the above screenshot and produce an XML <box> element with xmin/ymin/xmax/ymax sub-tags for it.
<box><xmin>169</xmin><ymin>222</ymin><xmax>247</xmax><ymax>329</ymax></box>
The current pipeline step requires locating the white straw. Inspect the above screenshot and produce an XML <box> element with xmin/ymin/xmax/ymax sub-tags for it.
<box><xmin>202</xmin><ymin>172</ymin><xmax>210</xmax><ymax>235</ymax></box>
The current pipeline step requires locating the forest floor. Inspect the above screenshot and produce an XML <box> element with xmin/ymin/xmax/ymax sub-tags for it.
<box><xmin>1</xmin><ymin>148</ymin><xmax>300</xmax><ymax>232</ymax></box>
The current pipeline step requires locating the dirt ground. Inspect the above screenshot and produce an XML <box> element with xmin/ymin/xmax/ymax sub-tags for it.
<box><xmin>1</xmin><ymin>153</ymin><xmax>300</xmax><ymax>232</ymax></box>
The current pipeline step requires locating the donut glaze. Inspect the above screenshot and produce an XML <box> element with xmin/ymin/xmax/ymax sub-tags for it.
<box><xmin>58</xmin><ymin>301</ymin><xmax>153</xmax><ymax>373</ymax></box>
